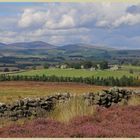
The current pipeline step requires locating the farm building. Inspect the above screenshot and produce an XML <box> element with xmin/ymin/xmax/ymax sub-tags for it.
<box><xmin>60</xmin><ymin>64</ymin><xmax>67</xmax><ymax>69</ymax></box>
<box><xmin>110</xmin><ymin>65</ymin><xmax>120</xmax><ymax>71</ymax></box>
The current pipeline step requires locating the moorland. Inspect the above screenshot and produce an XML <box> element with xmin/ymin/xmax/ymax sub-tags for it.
<box><xmin>0</xmin><ymin>41</ymin><xmax>140</xmax><ymax>137</ymax></box>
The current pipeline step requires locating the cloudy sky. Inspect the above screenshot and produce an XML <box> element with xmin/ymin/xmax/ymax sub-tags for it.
<box><xmin>0</xmin><ymin>2</ymin><xmax>140</xmax><ymax>49</ymax></box>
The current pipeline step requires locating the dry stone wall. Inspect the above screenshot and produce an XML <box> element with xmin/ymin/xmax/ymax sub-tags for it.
<box><xmin>0</xmin><ymin>87</ymin><xmax>138</xmax><ymax>121</ymax></box>
<box><xmin>0</xmin><ymin>93</ymin><xmax>71</xmax><ymax>121</ymax></box>
<box><xmin>83</xmin><ymin>87</ymin><xmax>135</xmax><ymax>107</ymax></box>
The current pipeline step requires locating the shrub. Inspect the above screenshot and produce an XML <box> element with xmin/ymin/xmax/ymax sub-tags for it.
<box><xmin>0</xmin><ymin>105</ymin><xmax>140</xmax><ymax>137</ymax></box>
<box><xmin>48</xmin><ymin>96</ymin><xmax>96</xmax><ymax>122</ymax></box>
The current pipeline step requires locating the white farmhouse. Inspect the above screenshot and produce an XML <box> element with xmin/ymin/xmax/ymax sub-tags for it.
<box><xmin>60</xmin><ymin>64</ymin><xmax>67</xmax><ymax>69</ymax></box>
<box><xmin>110</xmin><ymin>65</ymin><xmax>119</xmax><ymax>71</ymax></box>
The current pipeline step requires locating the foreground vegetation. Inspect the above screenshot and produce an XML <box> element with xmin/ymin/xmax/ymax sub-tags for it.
<box><xmin>0</xmin><ymin>84</ymin><xmax>139</xmax><ymax>138</ymax></box>
<box><xmin>0</xmin><ymin>105</ymin><xmax>139</xmax><ymax>137</ymax></box>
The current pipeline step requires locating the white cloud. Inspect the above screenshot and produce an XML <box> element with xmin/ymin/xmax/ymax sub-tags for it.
<box><xmin>0</xmin><ymin>31</ymin><xmax>17</xmax><ymax>43</ymax></box>
<box><xmin>18</xmin><ymin>8</ymin><xmax>47</xmax><ymax>28</ymax></box>
<box><xmin>113</xmin><ymin>13</ymin><xmax>140</xmax><ymax>27</ymax></box>
<box><xmin>45</xmin><ymin>14</ymin><xmax>75</xmax><ymax>29</ymax></box>
<box><xmin>58</xmin><ymin>15</ymin><xmax>75</xmax><ymax>28</ymax></box>
<box><xmin>0</xmin><ymin>3</ymin><xmax>140</xmax><ymax>49</ymax></box>
<box><xmin>18</xmin><ymin>3</ymin><xmax>136</xmax><ymax>30</ymax></box>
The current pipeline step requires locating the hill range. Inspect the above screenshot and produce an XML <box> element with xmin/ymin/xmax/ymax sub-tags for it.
<box><xmin>0</xmin><ymin>41</ymin><xmax>140</xmax><ymax>61</ymax></box>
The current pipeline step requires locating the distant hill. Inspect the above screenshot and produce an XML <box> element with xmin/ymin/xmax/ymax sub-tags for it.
<box><xmin>58</xmin><ymin>44</ymin><xmax>114</xmax><ymax>51</ymax></box>
<box><xmin>6</xmin><ymin>41</ymin><xmax>56</xmax><ymax>50</ymax></box>
<box><xmin>0</xmin><ymin>43</ymin><xmax>6</xmax><ymax>48</ymax></box>
<box><xmin>0</xmin><ymin>41</ymin><xmax>57</xmax><ymax>56</ymax></box>
<box><xmin>0</xmin><ymin>41</ymin><xmax>140</xmax><ymax>61</ymax></box>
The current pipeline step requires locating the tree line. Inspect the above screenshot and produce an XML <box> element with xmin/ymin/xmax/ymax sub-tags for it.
<box><xmin>56</xmin><ymin>60</ymin><xmax>109</xmax><ymax>69</ymax></box>
<box><xmin>0</xmin><ymin>74</ymin><xmax>140</xmax><ymax>87</ymax></box>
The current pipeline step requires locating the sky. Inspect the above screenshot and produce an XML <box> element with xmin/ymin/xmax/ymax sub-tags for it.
<box><xmin>0</xmin><ymin>2</ymin><xmax>140</xmax><ymax>49</ymax></box>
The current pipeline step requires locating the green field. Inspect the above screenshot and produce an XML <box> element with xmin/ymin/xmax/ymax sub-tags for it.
<box><xmin>12</xmin><ymin>68</ymin><xmax>139</xmax><ymax>78</ymax></box>
<box><xmin>122</xmin><ymin>65</ymin><xmax>140</xmax><ymax>72</ymax></box>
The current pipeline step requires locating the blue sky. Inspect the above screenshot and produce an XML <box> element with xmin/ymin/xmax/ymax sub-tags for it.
<box><xmin>0</xmin><ymin>2</ymin><xmax>140</xmax><ymax>49</ymax></box>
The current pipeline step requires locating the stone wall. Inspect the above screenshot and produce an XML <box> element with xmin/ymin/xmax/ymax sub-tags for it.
<box><xmin>0</xmin><ymin>87</ymin><xmax>138</xmax><ymax>121</ymax></box>
<box><xmin>0</xmin><ymin>93</ymin><xmax>71</xmax><ymax>121</ymax></box>
<box><xmin>83</xmin><ymin>87</ymin><xmax>135</xmax><ymax>107</ymax></box>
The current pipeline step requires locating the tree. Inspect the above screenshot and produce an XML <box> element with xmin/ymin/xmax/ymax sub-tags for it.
<box><xmin>32</xmin><ymin>66</ymin><xmax>36</xmax><ymax>70</ymax></box>
<box><xmin>44</xmin><ymin>63</ymin><xmax>49</xmax><ymax>69</ymax></box>
<box><xmin>4</xmin><ymin>68</ymin><xmax>9</xmax><ymax>72</ymax></box>
<box><xmin>100</xmin><ymin>61</ymin><xmax>109</xmax><ymax>70</ymax></box>
<box><xmin>129</xmin><ymin>69</ymin><xmax>134</xmax><ymax>74</ymax></box>
<box><xmin>83</xmin><ymin>61</ymin><xmax>93</xmax><ymax>69</ymax></box>
<box><xmin>72</xmin><ymin>63</ymin><xmax>81</xmax><ymax>69</ymax></box>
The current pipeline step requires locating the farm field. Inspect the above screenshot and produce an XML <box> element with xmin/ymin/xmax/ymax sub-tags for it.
<box><xmin>11</xmin><ymin>68</ymin><xmax>140</xmax><ymax>78</ymax></box>
<box><xmin>122</xmin><ymin>65</ymin><xmax>140</xmax><ymax>72</ymax></box>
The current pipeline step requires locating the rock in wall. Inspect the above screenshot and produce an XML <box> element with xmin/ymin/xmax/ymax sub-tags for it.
<box><xmin>0</xmin><ymin>87</ymin><xmax>137</xmax><ymax>121</ymax></box>
<box><xmin>0</xmin><ymin>93</ymin><xmax>71</xmax><ymax>121</ymax></box>
<box><xmin>83</xmin><ymin>87</ymin><xmax>135</xmax><ymax>107</ymax></box>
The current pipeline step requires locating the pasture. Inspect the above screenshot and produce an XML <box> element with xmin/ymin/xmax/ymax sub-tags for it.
<box><xmin>12</xmin><ymin>68</ymin><xmax>139</xmax><ymax>78</ymax></box>
<box><xmin>122</xmin><ymin>65</ymin><xmax>140</xmax><ymax>72</ymax></box>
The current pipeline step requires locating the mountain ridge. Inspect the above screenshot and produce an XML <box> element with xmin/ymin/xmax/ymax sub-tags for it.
<box><xmin>0</xmin><ymin>41</ymin><xmax>139</xmax><ymax>50</ymax></box>
<box><xmin>0</xmin><ymin>41</ymin><xmax>140</xmax><ymax>59</ymax></box>
<box><xmin>0</xmin><ymin>41</ymin><xmax>115</xmax><ymax>50</ymax></box>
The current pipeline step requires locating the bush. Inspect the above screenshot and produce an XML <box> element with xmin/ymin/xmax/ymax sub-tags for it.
<box><xmin>0</xmin><ymin>105</ymin><xmax>140</xmax><ymax>137</ymax></box>
<box><xmin>48</xmin><ymin>96</ymin><xmax>96</xmax><ymax>122</ymax></box>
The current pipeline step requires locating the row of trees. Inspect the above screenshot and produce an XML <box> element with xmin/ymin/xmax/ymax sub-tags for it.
<box><xmin>0</xmin><ymin>74</ymin><xmax>139</xmax><ymax>86</ymax></box>
<box><xmin>56</xmin><ymin>60</ymin><xmax>109</xmax><ymax>69</ymax></box>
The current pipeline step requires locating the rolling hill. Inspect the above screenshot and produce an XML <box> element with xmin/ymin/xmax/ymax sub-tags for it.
<box><xmin>0</xmin><ymin>41</ymin><xmax>140</xmax><ymax>62</ymax></box>
<box><xmin>8</xmin><ymin>41</ymin><xmax>56</xmax><ymax>49</ymax></box>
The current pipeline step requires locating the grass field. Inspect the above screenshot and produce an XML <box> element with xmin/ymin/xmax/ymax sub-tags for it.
<box><xmin>0</xmin><ymin>81</ymin><xmax>110</xmax><ymax>103</ymax></box>
<box><xmin>12</xmin><ymin>68</ymin><xmax>139</xmax><ymax>78</ymax></box>
<box><xmin>0</xmin><ymin>81</ymin><xmax>140</xmax><ymax>104</ymax></box>
<box><xmin>122</xmin><ymin>65</ymin><xmax>140</xmax><ymax>72</ymax></box>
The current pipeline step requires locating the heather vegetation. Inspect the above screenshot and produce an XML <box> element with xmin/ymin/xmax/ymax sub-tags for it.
<box><xmin>0</xmin><ymin>87</ymin><xmax>139</xmax><ymax>138</ymax></box>
<box><xmin>0</xmin><ymin>105</ymin><xmax>139</xmax><ymax>138</ymax></box>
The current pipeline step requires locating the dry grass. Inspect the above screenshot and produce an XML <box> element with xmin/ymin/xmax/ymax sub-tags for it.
<box><xmin>48</xmin><ymin>96</ymin><xmax>96</xmax><ymax>122</ymax></box>
<box><xmin>0</xmin><ymin>115</ymin><xmax>36</xmax><ymax>129</ymax></box>
<box><xmin>0</xmin><ymin>96</ymin><xmax>96</xmax><ymax>127</ymax></box>
<box><xmin>0</xmin><ymin>81</ymin><xmax>109</xmax><ymax>103</ymax></box>
<box><xmin>0</xmin><ymin>81</ymin><xmax>140</xmax><ymax>103</ymax></box>
<box><xmin>118</xmin><ymin>94</ymin><xmax>140</xmax><ymax>106</ymax></box>
<box><xmin>128</xmin><ymin>95</ymin><xmax>140</xmax><ymax>106</ymax></box>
